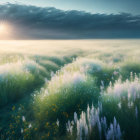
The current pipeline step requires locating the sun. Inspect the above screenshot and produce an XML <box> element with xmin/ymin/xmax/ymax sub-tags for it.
<box><xmin>0</xmin><ymin>23</ymin><xmax>7</xmax><ymax>33</ymax></box>
<box><xmin>0</xmin><ymin>22</ymin><xmax>12</xmax><ymax>39</ymax></box>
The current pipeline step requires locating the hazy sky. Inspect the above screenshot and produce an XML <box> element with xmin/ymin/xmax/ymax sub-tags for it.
<box><xmin>0</xmin><ymin>0</ymin><xmax>140</xmax><ymax>39</ymax></box>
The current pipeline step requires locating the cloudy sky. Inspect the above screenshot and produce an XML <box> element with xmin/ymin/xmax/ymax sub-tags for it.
<box><xmin>0</xmin><ymin>0</ymin><xmax>140</xmax><ymax>39</ymax></box>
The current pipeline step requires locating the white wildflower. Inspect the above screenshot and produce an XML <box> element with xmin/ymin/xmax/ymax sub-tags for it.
<box><xmin>106</xmin><ymin>117</ymin><xmax>121</xmax><ymax>140</ymax></box>
<box><xmin>74</xmin><ymin>112</ymin><xmax>78</xmax><ymax>123</ymax></box>
<box><xmin>22</xmin><ymin>116</ymin><xmax>25</xmax><ymax>122</ymax></box>
<box><xmin>118</xmin><ymin>102</ymin><xmax>121</xmax><ymax>109</ymax></box>
<box><xmin>21</xmin><ymin>128</ymin><xmax>24</xmax><ymax>133</ymax></box>
<box><xmin>56</xmin><ymin>119</ymin><xmax>59</xmax><ymax>127</ymax></box>
<box><xmin>28</xmin><ymin>123</ymin><xmax>32</xmax><ymax>128</ymax></box>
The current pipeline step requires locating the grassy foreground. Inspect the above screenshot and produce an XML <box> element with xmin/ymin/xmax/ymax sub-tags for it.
<box><xmin>0</xmin><ymin>40</ymin><xmax>140</xmax><ymax>140</ymax></box>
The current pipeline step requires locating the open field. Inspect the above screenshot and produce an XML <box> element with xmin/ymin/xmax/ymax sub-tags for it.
<box><xmin>0</xmin><ymin>39</ymin><xmax>140</xmax><ymax>140</ymax></box>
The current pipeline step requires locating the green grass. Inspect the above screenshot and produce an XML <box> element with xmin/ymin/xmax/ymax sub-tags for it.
<box><xmin>34</xmin><ymin>67</ymin><xmax>99</xmax><ymax>129</ymax></box>
<box><xmin>100</xmin><ymin>76</ymin><xmax>140</xmax><ymax>140</ymax></box>
<box><xmin>0</xmin><ymin>40</ymin><xmax>140</xmax><ymax>140</ymax></box>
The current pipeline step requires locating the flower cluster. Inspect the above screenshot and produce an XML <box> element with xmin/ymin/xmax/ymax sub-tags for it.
<box><xmin>66</xmin><ymin>105</ymin><xmax>122</xmax><ymax>140</ymax></box>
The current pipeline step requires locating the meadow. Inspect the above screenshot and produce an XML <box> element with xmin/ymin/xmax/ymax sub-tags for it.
<box><xmin>0</xmin><ymin>40</ymin><xmax>140</xmax><ymax>140</ymax></box>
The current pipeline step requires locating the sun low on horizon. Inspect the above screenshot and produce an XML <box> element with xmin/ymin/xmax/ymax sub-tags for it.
<box><xmin>0</xmin><ymin>23</ymin><xmax>6</xmax><ymax>31</ymax></box>
<box><xmin>0</xmin><ymin>21</ymin><xmax>12</xmax><ymax>39</ymax></box>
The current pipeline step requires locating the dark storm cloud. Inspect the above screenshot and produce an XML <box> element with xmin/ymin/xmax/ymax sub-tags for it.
<box><xmin>0</xmin><ymin>3</ymin><xmax>140</xmax><ymax>39</ymax></box>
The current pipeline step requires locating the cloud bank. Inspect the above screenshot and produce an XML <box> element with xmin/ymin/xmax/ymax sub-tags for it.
<box><xmin>0</xmin><ymin>3</ymin><xmax>140</xmax><ymax>39</ymax></box>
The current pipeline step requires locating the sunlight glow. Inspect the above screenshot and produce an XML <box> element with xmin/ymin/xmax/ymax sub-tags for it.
<box><xmin>0</xmin><ymin>22</ymin><xmax>12</xmax><ymax>39</ymax></box>
<box><xmin>0</xmin><ymin>23</ymin><xmax>7</xmax><ymax>33</ymax></box>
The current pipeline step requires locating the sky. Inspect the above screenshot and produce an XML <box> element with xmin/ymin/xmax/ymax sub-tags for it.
<box><xmin>1</xmin><ymin>0</ymin><xmax>140</xmax><ymax>15</ymax></box>
<box><xmin>0</xmin><ymin>0</ymin><xmax>140</xmax><ymax>39</ymax></box>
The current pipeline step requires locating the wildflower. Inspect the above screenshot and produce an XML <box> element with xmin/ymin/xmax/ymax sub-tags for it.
<box><xmin>97</xmin><ymin>118</ymin><xmax>102</xmax><ymax>139</ymax></box>
<box><xmin>45</xmin><ymin>89</ymin><xmax>49</xmax><ymax>95</ymax></box>
<box><xmin>128</xmin><ymin>92</ymin><xmax>131</xmax><ymax>99</ymax></box>
<box><xmin>130</xmin><ymin>102</ymin><xmax>133</xmax><ymax>107</ymax></box>
<box><xmin>135</xmin><ymin>106</ymin><xmax>138</xmax><ymax>118</ymax></box>
<box><xmin>47</xmin><ymin>132</ymin><xmax>50</xmax><ymax>137</ymax></box>
<box><xmin>28</xmin><ymin>123</ymin><xmax>32</xmax><ymax>128</ymax></box>
<box><xmin>101</xmin><ymin>117</ymin><xmax>107</xmax><ymax>133</ymax></box>
<box><xmin>46</xmin><ymin>122</ymin><xmax>49</xmax><ymax>127</ymax></box>
<box><xmin>74</xmin><ymin>112</ymin><xmax>78</xmax><ymax>123</ymax></box>
<box><xmin>56</xmin><ymin>119</ymin><xmax>59</xmax><ymax>127</ymax></box>
<box><xmin>98</xmin><ymin>102</ymin><xmax>102</xmax><ymax>112</ymax></box>
<box><xmin>71</xmin><ymin>121</ymin><xmax>74</xmax><ymax>125</ymax></box>
<box><xmin>24</xmin><ymin>128</ymin><xmax>27</xmax><ymax>133</ymax></box>
<box><xmin>118</xmin><ymin>102</ymin><xmax>121</xmax><ymax>109</ymax></box>
<box><xmin>128</xmin><ymin>101</ymin><xmax>133</xmax><ymax>108</ymax></box>
<box><xmin>66</xmin><ymin>121</ymin><xmax>73</xmax><ymax>135</ymax></box>
<box><xmin>113</xmin><ymin>71</ymin><xmax>119</xmax><ymax>76</ymax></box>
<box><xmin>22</xmin><ymin>116</ymin><xmax>25</xmax><ymax>122</ymax></box>
<box><xmin>106</xmin><ymin>117</ymin><xmax>122</xmax><ymax>140</ymax></box>
<box><xmin>100</xmin><ymin>80</ymin><xmax>104</xmax><ymax>91</ymax></box>
<box><xmin>12</xmin><ymin>106</ymin><xmax>15</xmax><ymax>111</ymax></box>
<box><xmin>21</xmin><ymin>128</ymin><xmax>24</xmax><ymax>133</ymax></box>
<box><xmin>116</xmin><ymin>124</ymin><xmax>122</xmax><ymax>140</ymax></box>
<box><xmin>52</xmin><ymin>108</ymin><xmax>56</xmax><ymax>112</ymax></box>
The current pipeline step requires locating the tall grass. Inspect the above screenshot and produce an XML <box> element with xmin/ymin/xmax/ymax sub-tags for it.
<box><xmin>34</xmin><ymin>70</ymin><xmax>99</xmax><ymax>129</ymax></box>
<box><xmin>33</xmin><ymin>58</ymin><xmax>107</xmax><ymax>136</ymax></box>
<box><xmin>101</xmin><ymin>74</ymin><xmax>140</xmax><ymax>140</ymax></box>
<box><xmin>120</xmin><ymin>61</ymin><xmax>140</xmax><ymax>80</ymax></box>
<box><xmin>60</xmin><ymin>74</ymin><xmax>140</xmax><ymax>140</ymax></box>
<box><xmin>1</xmin><ymin>40</ymin><xmax>140</xmax><ymax>140</ymax></box>
<box><xmin>33</xmin><ymin>57</ymin><xmax>120</xmax><ymax>138</ymax></box>
<box><xmin>0</xmin><ymin>54</ymin><xmax>75</xmax><ymax>107</ymax></box>
<box><xmin>0</xmin><ymin>60</ymin><xmax>46</xmax><ymax>107</ymax></box>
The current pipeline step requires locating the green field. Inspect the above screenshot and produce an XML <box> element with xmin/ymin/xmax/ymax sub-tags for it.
<box><xmin>0</xmin><ymin>40</ymin><xmax>140</xmax><ymax>140</ymax></box>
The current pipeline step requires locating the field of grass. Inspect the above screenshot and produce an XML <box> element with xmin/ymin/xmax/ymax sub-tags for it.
<box><xmin>0</xmin><ymin>40</ymin><xmax>140</xmax><ymax>140</ymax></box>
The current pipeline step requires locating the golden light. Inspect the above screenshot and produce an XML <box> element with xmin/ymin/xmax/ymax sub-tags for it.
<box><xmin>0</xmin><ymin>22</ymin><xmax>12</xmax><ymax>39</ymax></box>
<box><xmin>0</xmin><ymin>23</ymin><xmax>6</xmax><ymax>33</ymax></box>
